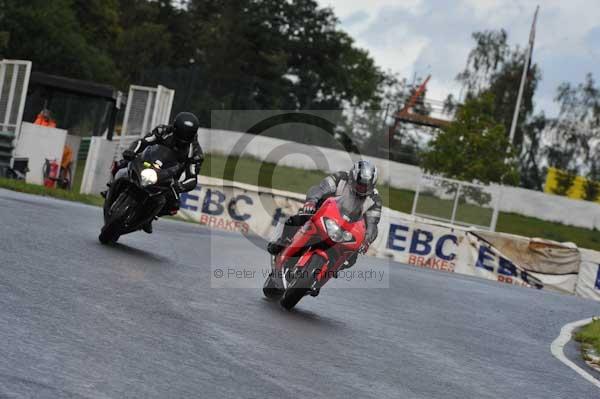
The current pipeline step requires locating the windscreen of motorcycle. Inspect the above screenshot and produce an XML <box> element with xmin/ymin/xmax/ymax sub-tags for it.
<box><xmin>141</xmin><ymin>145</ymin><xmax>179</xmax><ymax>170</ymax></box>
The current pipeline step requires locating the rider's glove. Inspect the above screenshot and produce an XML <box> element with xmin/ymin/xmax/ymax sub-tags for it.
<box><xmin>152</xmin><ymin>125</ymin><xmax>173</xmax><ymax>137</ymax></box>
<box><xmin>301</xmin><ymin>200</ymin><xmax>317</xmax><ymax>215</ymax></box>
<box><xmin>122</xmin><ymin>149</ymin><xmax>136</xmax><ymax>161</ymax></box>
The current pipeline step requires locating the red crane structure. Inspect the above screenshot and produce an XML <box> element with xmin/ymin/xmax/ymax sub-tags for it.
<box><xmin>385</xmin><ymin>75</ymin><xmax>451</xmax><ymax>147</ymax></box>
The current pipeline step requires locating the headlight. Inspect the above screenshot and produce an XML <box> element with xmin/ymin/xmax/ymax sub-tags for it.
<box><xmin>323</xmin><ymin>218</ymin><xmax>354</xmax><ymax>243</ymax></box>
<box><xmin>140</xmin><ymin>168</ymin><xmax>158</xmax><ymax>187</ymax></box>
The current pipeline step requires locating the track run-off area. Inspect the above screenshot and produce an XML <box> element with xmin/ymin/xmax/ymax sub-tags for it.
<box><xmin>0</xmin><ymin>188</ymin><xmax>598</xmax><ymax>398</ymax></box>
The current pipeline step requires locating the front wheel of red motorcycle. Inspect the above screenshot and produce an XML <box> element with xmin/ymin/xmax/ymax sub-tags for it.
<box><xmin>280</xmin><ymin>256</ymin><xmax>323</xmax><ymax>311</ymax></box>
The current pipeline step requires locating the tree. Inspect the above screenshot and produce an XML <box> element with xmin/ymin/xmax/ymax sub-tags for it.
<box><xmin>450</xmin><ymin>29</ymin><xmax>543</xmax><ymax>188</ymax></box>
<box><xmin>546</xmin><ymin>73</ymin><xmax>600</xmax><ymax>175</ymax></box>
<box><xmin>518</xmin><ymin>113</ymin><xmax>546</xmax><ymax>190</ymax></box>
<box><xmin>582</xmin><ymin>158</ymin><xmax>600</xmax><ymax>201</ymax></box>
<box><xmin>456</xmin><ymin>30</ymin><xmax>510</xmax><ymax>95</ymax></box>
<box><xmin>2</xmin><ymin>0</ymin><xmax>118</xmax><ymax>84</ymax></box>
<box><xmin>2</xmin><ymin>0</ymin><xmax>384</xmax><ymax>130</ymax></box>
<box><xmin>73</xmin><ymin>0</ymin><xmax>121</xmax><ymax>53</ymax></box>
<box><xmin>0</xmin><ymin>0</ymin><xmax>9</xmax><ymax>56</ymax></box>
<box><xmin>116</xmin><ymin>23</ymin><xmax>173</xmax><ymax>83</ymax></box>
<box><xmin>422</xmin><ymin>93</ymin><xmax>519</xmax><ymax>185</ymax></box>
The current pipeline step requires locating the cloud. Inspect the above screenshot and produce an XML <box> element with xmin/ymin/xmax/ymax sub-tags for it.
<box><xmin>320</xmin><ymin>0</ymin><xmax>600</xmax><ymax>116</ymax></box>
<box><xmin>341</xmin><ymin>10</ymin><xmax>369</xmax><ymax>27</ymax></box>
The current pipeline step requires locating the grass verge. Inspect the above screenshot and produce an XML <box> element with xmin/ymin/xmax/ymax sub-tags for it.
<box><xmin>0</xmin><ymin>177</ymin><xmax>104</xmax><ymax>207</ymax></box>
<box><xmin>2</xmin><ymin>152</ymin><xmax>600</xmax><ymax>251</ymax></box>
<box><xmin>574</xmin><ymin>319</ymin><xmax>600</xmax><ymax>364</ymax></box>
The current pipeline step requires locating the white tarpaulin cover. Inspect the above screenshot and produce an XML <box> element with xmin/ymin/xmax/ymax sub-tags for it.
<box><xmin>471</xmin><ymin>231</ymin><xmax>580</xmax><ymax>274</ymax></box>
<box><xmin>576</xmin><ymin>249</ymin><xmax>600</xmax><ymax>301</ymax></box>
<box><xmin>459</xmin><ymin>232</ymin><xmax>577</xmax><ymax>294</ymax></box>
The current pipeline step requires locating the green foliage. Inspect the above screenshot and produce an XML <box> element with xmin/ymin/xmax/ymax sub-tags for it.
<box><xmin>547</xmin><ymin>73</ymin><xmax>600</xmax><ymax>178</ymax></box>
<box><xmin>552</xmin><ymin>169</ymin><xmax>577</xmax><ymax>196</ymax></box>
<box><xmin>452</xmin><ymin>29</ymin><xmax>542</xmax><ymax>188</ymax></box>
<box><xmin>2</xmin><ymin>0</ymin><xmax>119</xmax><ymax>84</ymax></box>
<box><xmin>574</xmin><ymin>318</ymin><xmax>600</xmax><ymax>356</ymax></box>
<box><xmin>0</xmin><ymin>31</ymin><xmax>8</xmax><ymax>54</ymax></box>
<box><xmin>116</xmin><ymin>23</ymin><xmax>172</xmax><ymax>83</ymax></box>
<box><xmin>519</xmin><ymin>114</ymin><xmax>546</xmax><ymax>190</ymax></box>
<box><xmin>582</xmin><ymin>179</ymin><xmax>600</xmax><ymax>202</ymax></box>
<box><xmin>456</xmin><ymin>30</ymin><xmax>510</xmax><ymax>94</ymax></box>
<box><xmin>423</xmin><ymin>93</ymin><xmax>519</xmax><ymax>185</ymax></box>
<box><xmin>0</xmin><ymin>177</ymin><xmax>104</xmax><ymax>207</ymax></box>
<box><xmin>582</xmin><ymin>161</ymin><xmax>600</xmax><ymax>201</ymax></box>
<box><xmin>1</xmin><ymin>0</ymin><xmax>382</xmax><ymax>122</ymax></box>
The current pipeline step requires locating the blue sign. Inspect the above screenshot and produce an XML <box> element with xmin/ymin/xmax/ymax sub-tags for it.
<box><xmin>387</xmin><ymin>223</ymin><xmax>457</xmax><ymax>261</ymax></box>
<box><xmin>181</xmin><ymin>188</ymin><xmax>253</xmax><ymax>221</ymax></box>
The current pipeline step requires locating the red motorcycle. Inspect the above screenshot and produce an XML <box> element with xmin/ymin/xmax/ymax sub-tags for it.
<box><xmin>263</xmin><ymin>196</ymin><xmax>366</xmax><ymax>310</ymax></box>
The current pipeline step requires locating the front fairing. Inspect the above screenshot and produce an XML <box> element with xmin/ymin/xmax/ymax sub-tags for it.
<box><xmin>313</xmin><ymin>197</ymin><xmax>366</xmax><ymax>253</ymax></box>
<box><xmin>140</xmin><ymin>144</ymin><xmax>179</xmax><ymax>169</ymax></box>
<box><xmin>129</xmin><ymin>145</ymin><xmax>181</xmax><ymax>192</ymax></box>
<box><xmin>103</xmin><ymin>145</ymin><xmax>177</xmax><ymax>230</ymax></box>
<box><xmin>279</xmin><ymin>197</ymin><xmax>366</xmax><ymax>272</ymax></box>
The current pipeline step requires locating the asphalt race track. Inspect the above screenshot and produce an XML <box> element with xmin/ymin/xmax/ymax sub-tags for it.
<box><xmin>0</xmin><ymin>188</ymin><xmax>598</xmax><ymax>398</ymax></box>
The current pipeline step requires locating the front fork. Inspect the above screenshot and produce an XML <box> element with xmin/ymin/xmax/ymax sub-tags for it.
<box><xmin>287</xmin><ymin>249</ymin><xmax>330</xmax><ymax>290</ymax></box>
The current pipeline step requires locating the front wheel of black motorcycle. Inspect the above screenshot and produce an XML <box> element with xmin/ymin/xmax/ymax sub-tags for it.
<box><xmin>99</xmin><ymin>193</ymin><xmax>133</xmax><ymax>244</ymax></box>
<box><xmin>280</xmin><ymin>256</ymin><xmax>322</xmax><ymax>310</ymax></box>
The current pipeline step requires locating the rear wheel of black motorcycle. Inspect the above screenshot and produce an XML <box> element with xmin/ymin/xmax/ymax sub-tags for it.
<box><xmin>280</xmin><ymin>256</ymin><xmax>322</xmax><ymax>310</ymax></box>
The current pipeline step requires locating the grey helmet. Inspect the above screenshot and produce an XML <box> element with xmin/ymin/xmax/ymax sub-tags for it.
<box><xmin>349</xmin><ymin>160</ymin><xmax>378</xmax><ymax>197</ymax></box>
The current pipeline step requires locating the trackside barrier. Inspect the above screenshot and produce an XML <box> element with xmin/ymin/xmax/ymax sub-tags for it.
<box><xmin>115</xmin><ymin>85</ymin><xmax>174</xmax><ymax>162</ymax></box>
<box><xmin>177</xmin><ymin>176</ymin><xmax>304</xmax><ymax>238</ymax></box>
<box><xmin>576</xmin><ymin>249</ymin><xmax>600</xmax><ymax>301</ymax></box>
<box><xmin>80</xmin><ymin>137</ymin><xmax>118</xmax><ymax>195</ymax></box>
<box><xmin>0</xmin><ymin>59</ymin><xmax>31</xmax><ymax>171</ymax></box>
<box><xmin>176</xmin><ymin>177</ymin><xmax>600</xmax><ymax>302</ymax></box>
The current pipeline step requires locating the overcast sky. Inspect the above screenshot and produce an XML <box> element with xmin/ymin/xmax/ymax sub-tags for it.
<box><xmin>319</xmin><ymin>0</ymin><xmax>600</xmax><ymax>116</ymax></box>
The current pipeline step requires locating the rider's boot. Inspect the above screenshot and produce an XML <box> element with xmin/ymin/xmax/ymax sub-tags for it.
<box><xmin>142</xmin><ymin>221</ymin><xmax>153</xmax><ymax>234</ymax></box>
<box><xmin>100</xmin><ymin>183</ymin><xmax>111</xmax><ymax>199</ymax></box>
<box><xmin>267</xmin><ymin>238</ymin><xmax>287</xmax><ymax>255</ymax></box>
<box><xmin>267</xmin><ymin>221</ymin><xmax>298</xmax><ymax>255</ymax></box>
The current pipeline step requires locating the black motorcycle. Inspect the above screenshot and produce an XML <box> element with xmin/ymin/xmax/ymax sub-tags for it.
<box><xmin>99</xmin><ymin>144</ymin><xmax>180</xmax><ymax>244</ymax></box>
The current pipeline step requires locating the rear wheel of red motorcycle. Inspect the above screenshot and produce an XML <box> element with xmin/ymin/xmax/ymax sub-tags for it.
<box><xmin>263</xmin><ymin>272</ymin><xmax>283</xmax><ymax>299</ymax></box>
<box><xmin>280</xmin><ymin>256</ymin><xmax>322</xmax><ymax>310</ymax></box>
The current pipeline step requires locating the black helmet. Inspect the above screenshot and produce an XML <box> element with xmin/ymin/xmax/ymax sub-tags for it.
<box><xmin>349</xmin><ymin>160</ymin><xmax>378</xmax><ymax>197</ymax></box>
<box><xmin>172</xmin><ymin>112</ymin><xmax>199</xmax><ymax>144</ymax></box>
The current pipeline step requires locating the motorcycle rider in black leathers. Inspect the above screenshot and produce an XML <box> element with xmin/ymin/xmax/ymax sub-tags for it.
<box><xmin>109</xmin><ymin>112</ymin><xmax>204</xmax><ymax>234</ymax></box>
<box><xmin>267</xmin><ymin>160</ymin><xmax>382</xmax><ymax>270</ymax></box>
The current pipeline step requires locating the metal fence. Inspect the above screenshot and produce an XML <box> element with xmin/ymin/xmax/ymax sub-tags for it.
<box><xmin>80</xmin><ymin>85</ymin><xmax>175</xmax><ymax>194</ymax></box>
<box><xmin>114</xmin><ymin>85</ymin><xmax>174</xmax><ymax>161</ymax></box>
<box><xmin>411</xmin><ymin>174</ymin><xmax>500</xmax><ymax>231</ymax></box>
<box><xmin>0</xmin><ymin>60</ymin><xmax>31</xmax><ymax>171</ymax></box>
